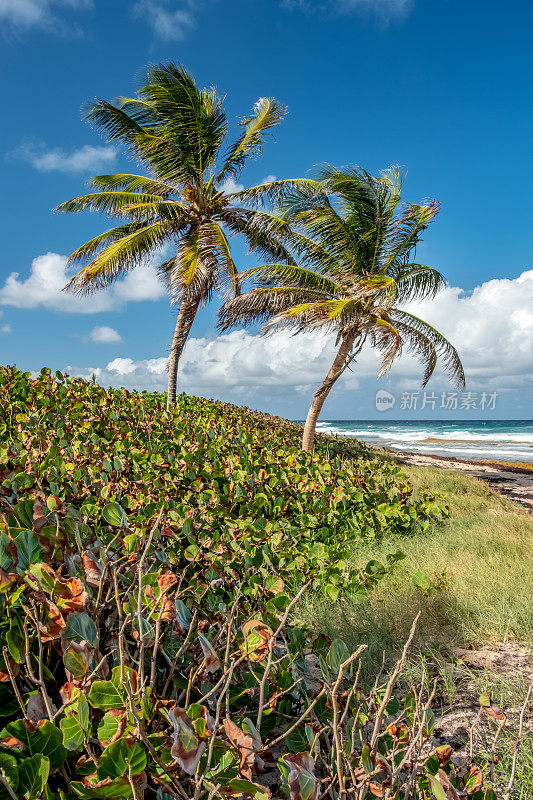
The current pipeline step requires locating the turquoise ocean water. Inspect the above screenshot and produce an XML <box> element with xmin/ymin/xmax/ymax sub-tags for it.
<box><xmin>313</xmin><ymin>420</ymin><xmax>533</xmax><ymax>463</ymax></box>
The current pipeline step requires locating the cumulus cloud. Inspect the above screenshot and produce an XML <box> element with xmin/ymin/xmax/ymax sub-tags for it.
<box><xmin>132</xmin><ymin>0</ymin><xmax>195</xmax><ymax>40</ymax></box>
<box><xmin>219</xmin><ymin>177</ymin><xmax>245</xmax><ymax>195</ymax></box>
<box><xmin>404</xmin><ymin>270</ymin><xmax>533</xmax><ymax>391</ymax></box>
<box><xmin>0</xmin><ymin>0</ymin><xmax>91</xmax><ymax>31</ymax></box>
<box><xmin>70</xmin><ymin>329</ymin><xmax>340</xmax><ymax>396</ymax></box>
<box><xmin>90</xmin><ymin>326</ymin><xmax>122</xmax><ymax>344</ymax></box>
<box><xmin>1</xmin><ymin>323</ymin><xmax>11</xmax><ymax>334</ymax></box>
<box><xmin>0</xmin><ymin>252</ymin><xmax>165</xmax><ymax>314</ymax></box>
<box><xmin>68</xmin><ymin>270</ymin><xmax>533</xmax><ymax>400</ymax></box>
<box><xmin>11</xmin><ymin>141</ymin><xmax>116</xmax><ymax>175</ymax></box>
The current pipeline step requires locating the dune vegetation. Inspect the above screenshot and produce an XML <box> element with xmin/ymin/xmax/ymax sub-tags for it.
<box><xmin>0</xmin><ymin>366</ymin><xmax>530</xmax><ymax>799</ymax></box>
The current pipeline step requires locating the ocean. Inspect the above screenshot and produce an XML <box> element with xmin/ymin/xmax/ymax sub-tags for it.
<box><xmin>313</xmin><ymin>420</ymin><xmax>533</xmax><ymax>463</ymax></box>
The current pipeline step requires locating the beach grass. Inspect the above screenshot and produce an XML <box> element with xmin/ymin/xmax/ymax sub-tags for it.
<box><xmin>298</xmin><ymin>464</ymin><xmax>533</xmax><ymax>660</ymax></box>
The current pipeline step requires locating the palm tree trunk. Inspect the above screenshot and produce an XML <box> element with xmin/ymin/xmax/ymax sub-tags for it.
<box><xmin>166</xmin><ymin>299</ymin><xmax>199</xmax><ymax>410</ymax></box>
<box><xmin>301</xmin><ymin>332</ymin><xmax>356</xmax><ymax>452</ymax></box>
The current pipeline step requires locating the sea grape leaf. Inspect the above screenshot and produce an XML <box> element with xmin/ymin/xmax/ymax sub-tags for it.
<box><xmin>62</xmin><ymin>612</ymin><xmax>98</xmax><ymax>648</ymax></box>
<box><xmin>0</xmin><ymin>719</ymin><xmax>67</xmax><ymax>769</ymax></box>
<box><xmin>101</xmin><ymin>503</ymin><xmax>129</xmax><ymax>528</ymax></box>
<box><xmin>13</xmin><ymin>530</ymin><xmax>43</xmax><ymax>574</ymax></box>
<box><xmin>17</xmin><ymin>753</ymin><xmax>50</xmax><ymax>799</ymax></box>
<box><xmin>96</xmin><ymin>737</ymin><xmax>146</xmax><ymax>780</ymax></box>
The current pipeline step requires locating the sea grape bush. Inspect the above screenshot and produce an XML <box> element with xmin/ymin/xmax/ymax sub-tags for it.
<box><xmin>0</xmin><ymin>366</ymin><xmax>515</xmax><ymax>798</ymax></box>
<box><xmin>0</xmin><ymin>493</ymin><xmax>505</xmax><ymax>800</ymax></box>
<box><xmin>0</xmin><ymin>367</ymin><xmax>448</xmax><ymax>603</ymax></box>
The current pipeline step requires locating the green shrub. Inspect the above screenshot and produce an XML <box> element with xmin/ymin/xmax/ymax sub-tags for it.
<box><xmin>0</xmin><ymin>366</ymin><xmax>448</xmax><ymax>602</ymax></box>
<box><xmin>1</xmin><ymin>366</ymin><xmax>511</xmax><ymax>799</ymax></box>
<box><xmin>0</xmin><ymin>495</ymin><xmax>508</xmax><ymax>799</ymax></box>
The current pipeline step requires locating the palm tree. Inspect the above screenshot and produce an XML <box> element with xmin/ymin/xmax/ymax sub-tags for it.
<box><xmin>219</xmin><ymin>166</ymin><xmax>465</xmax><ymax>452</ymax></box>
<box><xmin>56</xmin><ymin>63</ymin><xmax>312</xmax><ymax>409</ymax></box>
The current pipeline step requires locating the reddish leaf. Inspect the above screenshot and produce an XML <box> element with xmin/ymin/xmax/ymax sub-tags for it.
<box><xmin>434</xmin><ymin>745</ymin><xmax>452</xmax><ymax>765</ymax></box>
<box><xmin>479</xmin><ymin>695</ymin><xmax>506</xmax><ymax>723</ymax></box>
<box><xmin>464</xmin><ymin>765</ymin><xmax>483</xmax><ymax>794</ymax></box>
<box><xmin>240</xmin><ymin>621</ymin><xmax>273</xmax><ymax>663</ymax></box>
<box><xmin>282</xmin><ymin>753</ymin><xmax>318</xmax><ymax>800</ymax></box>
<box><xmin>435</xmin><ymin>770</ymin><xmax>461</xmax><ymax>800</ymax></box>
<box><xmin>0</xmin><ymin>737</ymin><xmax>24</xmax><ymax>751</ymax></box>
<box><xmin>158</xmin><ymin>570</ymin><xmax>178</xmax><ymax>592</ymax></box>
<box><xmin>169</xmin><ymin>708</ymin><xmax>206</xmax><ymax>775</ymax></box>
<box><xmin>224</xmin><ymin>718</ymin><xmax>257</xmax><ymax>779</ymax></box>
<box><xmin>60</xmin><ymin>682</ymin><xmax>81</xmax><ymax>707</ymax></box>
<box><xmin>83</xmin><ymin>552</ymin><xmax>102</xmax><ymax>587</ymax></box>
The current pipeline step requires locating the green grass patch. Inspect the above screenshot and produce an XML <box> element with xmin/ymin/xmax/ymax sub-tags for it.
<box><xmin>299</xmin><ymin>464</ymin><xmax>533</xmax><ymax>661</ymax></box>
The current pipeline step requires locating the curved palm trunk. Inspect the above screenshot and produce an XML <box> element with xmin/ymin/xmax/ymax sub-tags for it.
<box><xmin>166</xmin><ymin>299</ymin><xmax>200</xmax><ymax>410</ymax></box>
<box><xmin>301</xmin><ymin>333</ymin><xmax>357</xmax><ymax>452</ymax></box>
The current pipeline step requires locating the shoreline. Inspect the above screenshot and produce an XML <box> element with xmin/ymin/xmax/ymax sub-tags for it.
<box><xmin>390</xmin><ymin>448</ymin><xmax>533</xmax><ymax>511</ymax></box>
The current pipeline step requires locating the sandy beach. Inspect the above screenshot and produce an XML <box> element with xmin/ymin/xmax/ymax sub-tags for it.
<box><xmin>394</xmin><ymin>449</ymin><xmax>533</xmax><ymax>511</ymax></box>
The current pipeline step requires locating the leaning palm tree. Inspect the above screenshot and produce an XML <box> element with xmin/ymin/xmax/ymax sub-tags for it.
<box><xmin>56</xmin><ymin>63</ymin><xmax>312</xmax><ymax>408</ymax></box>
<box><xmin>219</xmin><ymin>166</ymin><xmax>465</xmax><ymax>452</ymax></box>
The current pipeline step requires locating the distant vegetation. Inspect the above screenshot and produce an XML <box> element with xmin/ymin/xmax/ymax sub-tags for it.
<box><xmin>0</xmin><ymin>366</ymin><xmax>518</xmax><ymax>799</ymax></box>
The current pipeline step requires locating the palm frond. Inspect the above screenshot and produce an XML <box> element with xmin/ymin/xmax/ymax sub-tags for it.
<box><xmin>138</xmin><ymin>62</ymin><xmax>227</xmax><ymax>182</ymax></box>
<box><xmin>66</xmin><ymin>223</ymin><xmax>145</xmax><ymax>263</ymax></box>
<box><xmin>392</xmin><ymin>310</ymin><xmax>465</xmax><ymax>388</ymax></box>
<box><xmin>163</xmin><ymin>223</ymin><xmax>221</xmax><ymax>305</ymax></box>
<box><xmin>218</xmin><ymin>98</ymin><xmax>286</xmax><ymax>182</ymax></box>
<box><xmin>65</xmin><ymin>220</ymin><xmax>172</xmax><ymax>294</ymax></box>
<box><xmin>369</xmin><ymin>316</ymin><xmax>403</xmax><ymax>378</ymax></box>
<box><xmin>241</xmin><ymin>263</ymin><xmax>341</xmax><ymax>295</ymax></box>
<box><xmin>55</xmin><ymin>191</ymin><xmax>172</xmax><ymax>217</ymax></box>
<box><xmin>87</xmin><ymin>174</ymin><xmax>176</xmax><ymax>196</ymax></box>
<box><xmin>393</xmin><ymin>264</ymin><xmax>447</xmax><ymax>302</ymax></box>
<box><xmin>233</xmin><ymin>178</ymin><xmax>323</xmax><ymax>208</ymax></box>
<box><xmin>218</xmin><ymin>286</ymin><xmax>322</xmax><ymax>331</ymax></box>
<box><xmin>211</xmin><ymin>222</ymin><xmax>240</xmax><ymax>298</ymax></box>
<box><xmin>219</xmin><ymin>208</ymin><xmax>296</xmax><ymax>265</ymax></box>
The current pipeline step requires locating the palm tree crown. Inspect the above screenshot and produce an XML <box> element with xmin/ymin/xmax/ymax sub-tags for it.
<box><xmin>56</xmin><ymin>63</ymin><xmax>309</xmax><ymax>406</ymax></box>
<box><xmin>219</xmin><ymin>166</ymin><xmax>465</xmax><ymax>450</ymax></box>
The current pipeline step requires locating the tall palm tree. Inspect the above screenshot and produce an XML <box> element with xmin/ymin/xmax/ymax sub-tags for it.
<box><xmin>56</xmin><ymin>63</ymin><xmax>312</xmax><ymax>408</ymax></box>
<box><xmin>219</xmin><ymin>166</ymin><xmax>465</xmax><ymax>452</ymax></box>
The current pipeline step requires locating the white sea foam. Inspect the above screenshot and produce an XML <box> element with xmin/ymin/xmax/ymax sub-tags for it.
<box><xmin>314</xmin><ymin>420</ymin><xmax>533</xmax><ymax>462</ymax></box>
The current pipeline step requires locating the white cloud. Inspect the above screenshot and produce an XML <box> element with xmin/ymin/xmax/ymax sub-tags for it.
<box><xmin>132</xmin><ymin>0</ymin><xmax>195</xmax><ymax>40</ymax></box>
<box><xmin>70</xmin><ymin>329</ymin><xmax>339</xmax><ymax>395</ymax></box>
<box><xmin>219</xmin><ymin>177</ymin><xmax>245</xmax><ymax>195</ymax></box>
<box><xmin>114</xmin><ymin>263</ymin><xmax>168</xmax><ymax>303</ymax></box>
<box><xmin>0</xmin><ymin>0</ymin><xmax>91</xmax><ymax>30</ymax></box>
<box><xmin>90</xmin><ymin>326</ymin><xmax>122</xmax><ymax>344</ymax></box>
<box><xmin>68</xmin><ymin>270</ymin><xmax>533</xmax><ymax>399</ymax></box>
<box><xmin>11</xmin><ymin>141</ymin><xmax>116</xmax><ymax>175</ymax></box>
<box><xmin>1</xmin><ymin>323</ymin><xmax>11</xmax><ymax>334</ymax></box>
<box><xmin>282</xmin><ymin>0</ymin><xmax>413</xmax><ymax>19</ymax></box>
<box><xmin>403</xmin><ymin>270</ymin><xmax>533</xmax><ymax>391</ymax></box>
<box><xmin>0</xmin><ymin>252</ymin><xmax>165</xmax><ymax>314</ymax></box>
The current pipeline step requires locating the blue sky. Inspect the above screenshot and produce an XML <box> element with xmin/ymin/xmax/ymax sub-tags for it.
<box><xmin>1</xmin><ymin>0</ymin><xmax>532</xmax><ymax>419</ymax></box>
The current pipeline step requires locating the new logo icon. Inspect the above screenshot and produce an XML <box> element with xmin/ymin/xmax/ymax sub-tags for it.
<box><xmin>375</xmin><ymin>389</ymin><xmax>396</xmax><ymax>412</ymax></box>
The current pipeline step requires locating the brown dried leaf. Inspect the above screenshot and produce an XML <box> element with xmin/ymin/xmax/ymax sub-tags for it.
<box><xmin>282</xmin><ymin>753</ymin><xmax>318</xmax><ymax>800</ymax></box>
<box><xmin>83</xmin><ymin>552</ymin><xmax>102</xmax><ymax>587</ymax></box>
<box><xmin>169</xmin><ymin>708</ymin><xmax>206</xmax><ymax>775</ymax></box>
<box><xmin>223</xmin><ymin>718</ymin><xmax>256</xmax><ymax>780</ymax></box>
<box><xmin>26</xmin><ymin>692</ymin><xmax>54</xmax><ymax>722</ymax></box>
<box><xmin>158</xmin><ymin>570</ymin><xmax>178</xmax><ymax>593</ymax></box>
